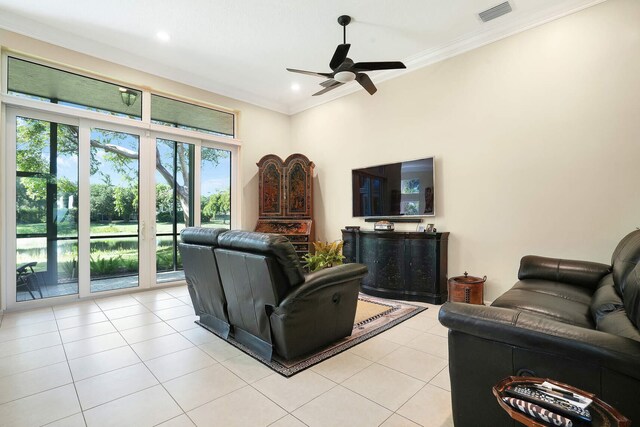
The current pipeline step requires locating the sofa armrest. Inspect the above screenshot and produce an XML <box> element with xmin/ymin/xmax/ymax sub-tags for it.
<box><xmin>439</xmin><ymin>302</ymin><xmax>640</xmax><ymax>379</ymax></box>
<box><xmin>281</xmin><ymin>263</ymin><xmax>368</xmax><ymax>303</ymax></box>
<box><xmin>518</xmin><ymin>255</ymin><xmax>611</xmax><ymax>289</ymax></box>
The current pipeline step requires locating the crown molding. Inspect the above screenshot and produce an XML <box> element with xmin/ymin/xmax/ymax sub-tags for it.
<box><xmin>287</xmin><ymin>0</ymin><xmax>608</xmax><ymax>115</ymax></box>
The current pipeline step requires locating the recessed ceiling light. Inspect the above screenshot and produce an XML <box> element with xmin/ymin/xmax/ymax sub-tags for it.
<box><xmin>156</xmin><ymin>31</ymin><xmax>170</xmax><ymax>42</ymax></box>
<box><xmin>291</xmin><ymin>83</ymin><xmax>301</xmax><ymax>91</ymax></box>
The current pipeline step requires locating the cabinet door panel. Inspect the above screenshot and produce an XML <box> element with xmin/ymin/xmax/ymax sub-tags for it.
<box><xmin>285</xmin><ymin>159</ymin><xmax>312</xmax><ymax>217</ymax></box>
<box><xmin>359</xmin><ymin>234</ymin><xmax>378</xmax><ymax>288</ymax></box>
<box><xmin>405</xmin><ymin>238</ymin><xmax>436</xmax><ymax>293</ymax></box>
<box><xmin>259</xmin><ymin>160</ymin><xmax>284</xmax><ymax>217</ymax></box>
<box><xmin>376</xmin><ymin>238</ymin><xmax>405</xmax><ymax>290</ymax></box>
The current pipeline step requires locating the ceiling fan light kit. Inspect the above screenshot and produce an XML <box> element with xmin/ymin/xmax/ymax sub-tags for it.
<box><xmin>287</xmin><ymin>15</ymin><xmax>406</xmax><ymax>96</ymax></box>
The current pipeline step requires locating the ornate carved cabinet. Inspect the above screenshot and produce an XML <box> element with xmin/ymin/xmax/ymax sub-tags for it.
<box><xmin>341</xmin><ymin>230</ymin><xmax>449</xmax><ymax>304</ymax></box>
<box><xmin>255</xmin><ymin>154</ymin><xmax>314</xmax><ymax>257</ymax></box>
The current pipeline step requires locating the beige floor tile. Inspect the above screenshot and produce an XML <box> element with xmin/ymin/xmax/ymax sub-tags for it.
<box><xmin>405</xmin><ymin>332</ymin><xmax>448</xmax><ymax>359</ymax></box>
<box><xmin>179</xmin><ymin>297</ymin><xmax>193</xmax><ymax>306</ymax></box>
<box><xmin>188</xmin><ymin>386</ymin><xmax>287</xmax><ymax>427</ymax></box>
<box><xmin>397</xmin><ymin>384</ymin><xmax>453</xmax><ymax>427</ymax></box>
<box><xmin>53</xmin><ymin>301</ymin><xmax>101</xmax><ymax>319</ymax></box>
<box><xmin>0</xmin><ymin>384</ymin><xmax>80</xmax><ymax>427</ymax></box>
<box><xmin>110</xmin><ymin>312</ymin><xmax>162</xmax><ymax>331</ymax></box>
<box><xmin>342</xmin><ymin>363</ymin><xmax>424</xmax><ymax>411</ymax></box>
<box><xmin>131</xmin><ymin>333</ymin><xmax>193</xmax><ymax>361</ymax></box>
<box><xmin>0</xmin><ymin>362</ymin><xmax>72</xmax><ymax>405</ymax></box>
<box><xmin>310</xmin><ymin>351</ymin><xmax>372</xmax><ymax>383</ymax></box>
<box><xmin>102</xmin><ymin>304</ymin><xmax>150</xmax><ymax>320</ymax></box>
<box><xmin>94</xmin><ymin>295</ymin><xmax>140</xmax><ymax>311</ymax></box>
<box><xmin>69</xmin><ymin>346</ymin><xmax>141</xmax><ymax>381</ymax></box>
<box><xmin>429</xmin><ymin>366</ymin><xmax>451</xmax><ymax>391</ymax></box>
<box><xmin>43</xmin><ymin>412</ymin><xmax>86</xmax><ymax>427</ymax></box>
<box><xmin>0</xmin><ymin>331</ymin><xmax>61</xmax><ymax>358</ymax></box>
<box><xmin>269</xmin><ymin>414</ymin><xmax>308</xmax><ymax>427</ymax></box>
<box><xmin>145</xmin><ymin>347</ymin><xmax>216</xmax><ymax>382</ymax></box>
<box><xmin>0</xmin><ymin>320</ymin><xmax>58</xmax><ymax>343</ymax></box>
<box><xmin>120</xmin><ymin>322</ymin><xmax>176</xmax><ymax>344</ymax></box>
<box><xmin>165</xmin><ymin>315</ymin><xmax>199</xmax><ymax>332</ymax></box>
<box><xmin>253</xmin><ymin>370</ymin><xmax>335</xmax><ymax>412</ymax></box>
<box><xmin>421</xmin><ymin>305</ymin><xmax>442</xmax><ymax>320</ymax></box>
<box><xmin>379</xmin><ymin>414</ymin><xmax>421</xmax><ymax>427</ymax></box>
<box><xmin>83</xmin><ymin>385</ymin><xmax>182</xmax><ymax>427</ymax></box>
<box><xmin>131</xmin><ymin>290</ymin><xmax>174</xmax><ymax>303</ymax></box>
<box><xmin>1</xmin><ymin>308</ymin><xmax>55</xmax><ymax>328</ymax></box>
<box><xmin>142</xmin><ymin>298</ymin><xmax>186</xmax><ymax>311</ymax></box>
<box><xmin>378</xmin><ymin>347</ymin><xmax>448</xmax><ymax>382</ymax></box>
<box><xmin>75</xmin><ymin>363</ymin><xmax>158</xmax><ymax>410</ymax></box>
<box><xmin>0</xmin><ymin>345</ymin><xmax>67</xmax><ymax>378</ymax></box>
<box><xmin>164</xmin><ymin>364</ymin><xmax>245</xmax><ymax>412</ymax></box>
<box><xmin>198</xmin><ymin>338</ymin><xmax>243</xmax><ymax>362</ymax></box>
<box><xmin>164</xmin><ymin>286</ymin><xmax>189</xmax><ymax>298</ymax></box>
<box><xmin>64</xmin><ymin>332</ymin><xmax>127</xmax><ymax>360</ymax></box>
<box><xmin>221</xmin><ymin>354</ymin><xmax>273</xmax><ymax>383</ymax></box>
<box><xmin>379</xmin><ymin>325</ymin><xmax>422</xmax><ymax>346</ymax></box>
<box><xmin>293</xmin><ymin>385</ymin><xmax>391</xmax><ymax>427</ymax></box>
<box><xmin>428</xmin><ymin>322</ymin><xmax>449</xmax><ymax>338</ymax></box>
<box><xmin>156</xmin><ymin>414</ymin><xmax>195</xmax><ymax>427</ymax></box>
<box><xmin>401</xmin><ymin>313</ymin><xmax>439</xmax><ymax>332</ymax></box>
<box><xmin>348</xmin><ymin>335</ymin><xmax>401</xmax><ymax>362</ymax></box>
<box><xmin>56</xmin><ymin>312</ymin><xmax>108</xmax><ymax>330</ymax></box>
<box><xmin>59</xmin><ymin>321</ymin><xmax>116</xmax><ymax>344</ymax></box>
<box><xmin>180</xmin><ymin>327</ymin><xmax>218</xmax><ymax>345</ymax></box>
<box><xmin>154</xmin><ymin>305</ymin><xmax>195</xmax><ymax>321</ymax></box>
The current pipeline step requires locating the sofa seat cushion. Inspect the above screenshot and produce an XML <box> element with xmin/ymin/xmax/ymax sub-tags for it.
<box><xmin>591</xmin><ymin>274</ymin><xmax>624</xmax><ymax>323</ymax></box>
<box><xmin>597</xmin><ymin>309</ymin><xmax>640</xmax><ymax>342</ymax></box>
<box><xmin>491</xmin><ymin>279</ymin><xmax>594</xmax><ymax>328</ymax></box>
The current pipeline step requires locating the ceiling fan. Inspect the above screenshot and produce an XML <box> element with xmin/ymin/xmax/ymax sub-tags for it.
<box><xmin>287</xmin><ymin>15</ymin><xmax>406</xmax><ymax>96</ymax></box>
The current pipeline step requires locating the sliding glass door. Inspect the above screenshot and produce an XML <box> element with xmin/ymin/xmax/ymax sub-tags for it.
<box><xmin>14</xmin><ymin>116</ymin><xmax>79</xmax><ymax>301</ymax></box>
<box><xmin>155</xmin><ymin>138</ymin><xmax>194</xmax><ymax>284</ymax></box>
<box><xmin>89</xmin><ymin>128</ymin><xmax>141</xmax><ymax>292</ymax></box>
<box><xmin>5</xmin><ymin>108</ymin><xmax>238</xmax><ymax>308</ymax></box>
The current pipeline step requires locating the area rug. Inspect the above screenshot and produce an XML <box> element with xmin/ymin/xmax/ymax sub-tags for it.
<box><xmin>197</xmin><ymin>293</ymin><xmax>426</xmax><ymax>377</ymax></box>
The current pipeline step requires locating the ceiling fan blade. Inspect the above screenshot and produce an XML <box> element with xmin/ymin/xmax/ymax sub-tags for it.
<box><xmin>312</xmin><ymin>81</ymin><xmax>344</xmax><ymax>96</ymax></box>
<box><xmin>286</xmin><ymin>68</ymin><xmax>332</xmax><ymax>78</ymax></box>
<box><xmin>352</xmin><ymin>61</ymin><xmax>406</xmax><ymax>71</ymax></box>
<box><xmin>320</xmin><ymin>79</ymin><xmax>338</xmax><ymax>87</ymax></box>
<box><xmin>356</xmin><ymin>73</ymin><xmax>377</xmax><ymax>95</ymax></box>
<box><xmin>329</xmin><ymin>44</ymin><xmax>351</xmax><ymax>70</ymax></box>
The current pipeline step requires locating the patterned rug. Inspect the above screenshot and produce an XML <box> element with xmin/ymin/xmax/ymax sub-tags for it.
<box><xmin>197</xmin><ymin>293</ymin><xmax>426</xmax><ymax>377</ymax></box>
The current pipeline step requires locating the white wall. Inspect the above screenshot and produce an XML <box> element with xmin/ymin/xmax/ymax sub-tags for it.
<box><xmin>290</xmin><ymin>0</ymin><xmax>640</xmax><ymax>300</ymax></box>
<box><xmin>0</xmin><ymin>29</ymin><xmax>293</xmax><ymax>231</ymax></box>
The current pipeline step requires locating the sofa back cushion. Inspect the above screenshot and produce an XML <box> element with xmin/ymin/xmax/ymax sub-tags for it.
<box><xmin>180</xmin><ymin>227</ymin><xmax>226</xmax><ymax>246</ymax></box>
<box><xmin>611</xmin><ymin>229</ymin><xmax>640</xmax><ymax>328</ymax></box>
<box><xmin>217</xmin><ymin>230</ymin><xmax>305</xmax><ymax>287</ymax></box>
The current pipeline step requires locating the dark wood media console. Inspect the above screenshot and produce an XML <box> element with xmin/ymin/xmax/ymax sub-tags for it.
<box><xmin>341</xmin><ymin>229</ymin><xmax>449</xmax><ymax>304</ymax></box>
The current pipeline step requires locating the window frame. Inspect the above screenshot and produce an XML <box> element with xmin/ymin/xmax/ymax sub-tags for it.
<box><xmin>1</xmin><ymin>52</ymin><xmax>242</xmax><ymax>310</ymax></box>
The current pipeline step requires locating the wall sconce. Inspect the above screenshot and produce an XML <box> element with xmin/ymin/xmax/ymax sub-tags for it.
<box><xmin>119</xmin><ymin>87</ymin><xmax>138</xmax><ymax>107</ymax></box>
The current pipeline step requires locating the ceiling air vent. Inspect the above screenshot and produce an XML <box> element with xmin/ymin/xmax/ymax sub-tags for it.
<box><xmin>479</xmin><ymin>2</ymin><xmax>512</xmax><ymax>22</ymax></box>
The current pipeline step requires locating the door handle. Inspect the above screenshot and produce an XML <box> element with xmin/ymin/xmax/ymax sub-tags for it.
<box><xmin>140</xmin><ymin>221</ymin><xmax>145</xmax><ymax>240</ymax></box>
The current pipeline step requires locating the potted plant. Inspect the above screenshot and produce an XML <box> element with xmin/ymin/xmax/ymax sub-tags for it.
<box><xmin>302</xmin><ymin>240</ymin><xmax>345</xmax><ymax>272</ymax></box>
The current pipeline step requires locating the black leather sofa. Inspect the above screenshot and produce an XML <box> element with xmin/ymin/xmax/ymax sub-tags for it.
<box><xmin>179</xmin><ymin>228</ymin><xmax>368</xmax><ymax>360</ymax></box>
<box><xmin>439</xmin><ymin>229</ymin><xmax>640</xmax><ymax>426</ymax></box>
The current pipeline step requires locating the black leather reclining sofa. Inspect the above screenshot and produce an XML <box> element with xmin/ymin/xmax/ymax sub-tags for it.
<box><xmin>179</xmin><ymin>227</ymin><xmax>368</xmax><ymax>360</ymax></box>
<box><xmin>439</xmin><ymin>229</ymin><xmax>640</xmax><ymax>425</ymax></box>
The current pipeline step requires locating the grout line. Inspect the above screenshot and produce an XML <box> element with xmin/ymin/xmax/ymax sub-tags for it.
<box><xmin>53</xmin><ymin>309</ymin><xmax>89</xmax><ymax>427</ymax></box>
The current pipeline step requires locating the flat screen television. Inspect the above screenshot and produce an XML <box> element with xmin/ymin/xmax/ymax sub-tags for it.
<box><xmin>352</xmin><ymin>157</ymin><xmax>435</xmax><ymax>217</ymax></box>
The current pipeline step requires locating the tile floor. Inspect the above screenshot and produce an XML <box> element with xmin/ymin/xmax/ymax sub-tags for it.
<box><xmin>0</xmin><ymin>285</ymin><xmax>453</xmax><ymax>427</ymax></box>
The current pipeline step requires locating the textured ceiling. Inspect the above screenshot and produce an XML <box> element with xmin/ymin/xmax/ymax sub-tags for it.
<box><xmin>0</xmin><ymin>0</ymin><xmax>605</xmax><ymax>114</ymax></box>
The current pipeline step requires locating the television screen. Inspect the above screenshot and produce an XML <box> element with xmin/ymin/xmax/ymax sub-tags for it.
<box><xmin>352</xmin><ymin>157</ymin><xmax>435</xmax><ymax>217</ymax></box>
